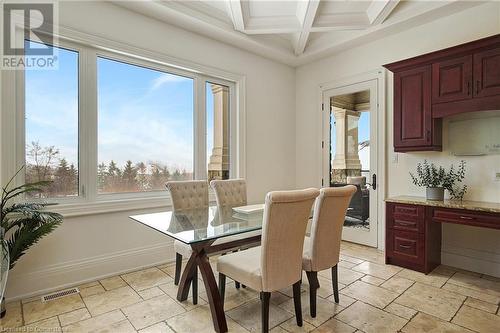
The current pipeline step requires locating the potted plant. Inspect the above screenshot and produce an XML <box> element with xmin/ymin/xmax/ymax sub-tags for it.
<box><xmin>410</xmin><ymin>160</ymin><xmax>467</xmax><ymax>201</ymax></box>
<box><xmin>0</xmin><ymin>167</ymin><xmax>63</xmax><ymax>318</ymax></box>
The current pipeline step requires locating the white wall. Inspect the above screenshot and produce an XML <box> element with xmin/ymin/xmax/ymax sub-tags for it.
<box><xmin>296</xmin><ymin>2</ymin><xmax>500</xmax><ymax>276</ymax></box>
<box><xmin>4</xmin><ymin>1</ymin><xmax>297</xmax><ymax>299</ymax></box>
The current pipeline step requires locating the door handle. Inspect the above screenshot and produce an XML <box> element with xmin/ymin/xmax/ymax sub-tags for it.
<box><xmin>366</xmin><ymin>174</ymin><xmax>377</xmax><ymax>190</ymax></box>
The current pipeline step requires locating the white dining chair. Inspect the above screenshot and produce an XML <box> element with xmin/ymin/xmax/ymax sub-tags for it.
<box><xmin>217</xmin><ymin>188</ymin><xmax>320</xmax><ymax>333</ymax></box>
<box><xmin>302</xmin><ymin>185</ymin><xmax>356</xmax><ymax>317</ymax></box>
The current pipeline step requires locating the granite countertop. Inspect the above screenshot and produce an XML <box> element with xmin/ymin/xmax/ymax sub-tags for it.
<box><xmin>385</xmin><ymin>196</ymin><xmax>500</xmax><ymax>214</ymax></box>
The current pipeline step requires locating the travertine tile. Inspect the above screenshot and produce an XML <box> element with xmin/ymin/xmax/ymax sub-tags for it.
<box><xmin>78</xmin><ymin>280</ymin><xmax>100</xmax><ymax>289</ymax></box>
<box><xmin>62</xmin><ymin>309</ymin><xmax>135</xmax><ymax>333</ymax></box>
<box><xmin>452</xmin><ymin>305</ymin><xmax>500</xmax><ymax>333</ymax></box>
<box><xmin>380</xmin><ymin>276</ymin><xmax>414</xmax><ymax>294</ymax></box>
<box><xmin>339</xmin><ymin>255</ymin><xmax>364</xmax><ymax>265</ymax></box>
<box><xmin>270</xmin><ymin>326</ymin><xmax>289</xmax><ymax>333</ymax></box>
<box><xmin>20</xmin><ymin>316</ymin><xmax>60</xmax><ymax>331</ymax></box>
<box><xmin>280</xmin><ymin>292</ymin><xmax>343</xmax><ymax>326</ymax></box>
<box><xmin>396</xmin><ymin>269</ymin><xmax>451</xmax><ymax>288</ymax></box>
<box><xmin>360</xmin><ymin>275</ymin><xmax>385</xmax><ymax>286</ymax></box>
<box><xmin>303</xmin><ymin>274</ymin><xmax>345</xmax><ymax>299</ymax></box>
<box><xmin>326</xmin><ymin>294</ymin><xmax>356</xmax><ymax>308</ymax></box>
<box><xmin>58</xmin><ymin>307</ymin><xmax>91</xmax><ymax>326</ymax></box>
<box><xmin>341</xmin><ymin>281</ymin><xmax>398</xmax><ymax>309</ymax></box>
<box><xmin>336</xmin><ymin>301</ymin><xmax>407</xmax><ymax>333</ymax></box>
<box><xmin>168</xmin><ymin>305</ymin><xmax>248</xmax><ymax>333</ymax></box>
<box><xmin>352</xmin><ymin>261</ymin><xmax>401</xmax><ymax>280</ymax></box>
<box><xmin>340</xmin><ymin>247</ymin><xmax>385</xmax><ymax>264</ymax></box>
<box><xmin>337</xmin><ymin>267</ymin><xmax>364</xmax><ymax>286</ymax></box>
<box><xmin>99</xmin><ymin>275</ymin><xmax>127</xmax><ymax>290</ymax></box>
<box><xmin>402</xmin><ymin>312</ymin><xmax>473</xmax><ymax>333</ymax></box>
<box><xmin>201</xmin><ymin>284</ymin><xmax>258</xmax><ymax>311</ymax></box>
<box><xmin>23</xmin><ymin>293</ymin><xmax>85</xmax><ymax>324</ymax></box>
<box><xmin>122</xmin><ymin>294</ymin><xmax>185</xmax><ymax>330</ymax></box>
<box><xmin>270</xmin><ymin>291</ymin><xmax>291</xmax><ymax>306</ymax></box>
<box><xmin>384</xmin><ymin>303</ymin><xmax>417</xmax><ymax>320</ymax></box>
<box><xmin>279</xmin><ymin>317</ymin><xmax>315</xmax><ymax>332</ymax></box>
<box><xmin>464</xmin><ymin>297</ymin><xmax>498</xmax><ymax>313</ymax></box>
<box><xmin>139</xmin><ymin>321</ymin><xmax>175</xmax><ymax>333</ymax></box>
<box><xmin>138</xmin><ymin>286</ymin><xmax>165</xmax><ymax>300</ymax></box>
<box><xmin>79</xmin><ymin>283</ymin><xmax>105</xmax><ymax>297</ymax></box>
<box><xmin>311</xmin><ymin>317</ymin><xmax>356</xmax><ymax>333</ymax></box>
<box><xmin>228</xmin><ymin>298</ymin><xmax>293</xmax><ymax>331</ymax></box>
<box><xmin>159</xmin><ymin>281</ymin><xmax>208</xmax><ymax>310</ymax></box>
<box><xmin>442</xmin><ymin>282</ymin><xmax>500</xmax><ymax>305</ymax></box>
<box><xmin>122</xmin><ymin>267</ymin><xmax>173</xmax><ymax>291</ymax></box>
<box><xmin>0</xmin><ymin>301</ymin><xmax>23</xmax><ymax>328</ymax></box>
<box><xmin>395</xmin><ymin>283</ymin><xmax>465</xmax><ymax>321</ymax></box>
<box><xmin>83</xmin><ymin>285</ymin><xmax>142</xmax><ymax>316</ymax></box>
<box><xmin>338</xmin><ymin>261</ymin><xmax>358</xmax><ymax>269</ymax></box>
<box><xmin>448</xmin><ymin>272</ymin><xmax>500</xmax><ymax>298</ymax></box>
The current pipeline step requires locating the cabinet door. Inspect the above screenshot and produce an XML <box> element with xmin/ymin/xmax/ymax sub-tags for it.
<box><xmin>474</xmin><ymin>47</ymin><xmax>500</xmax><ymax>98</ymax></box>
<box><xmin>394</xmin><ymin>66</ymin><xmax>433</xmax><ymax>150</ymax></box>
<box><xmin>432</xmin><ymin>55</ymin><xmax>472</xmax><ymax>103</ymax></box>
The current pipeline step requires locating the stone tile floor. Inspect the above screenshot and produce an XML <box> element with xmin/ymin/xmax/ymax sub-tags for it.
<box><xmin>1</xmin><ymin>241</ymin><xmax>499</xmax><ymax>332</ymax></box>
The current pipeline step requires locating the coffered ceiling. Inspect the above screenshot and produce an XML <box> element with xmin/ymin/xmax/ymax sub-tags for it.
<box><xmin>115</xmin><ymin>0</ymin><xmax>483</xmax><ymax>66</ymax></box>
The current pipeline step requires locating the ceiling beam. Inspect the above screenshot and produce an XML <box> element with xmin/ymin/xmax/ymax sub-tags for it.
<box><xmin>366</xmin><ymin>0</ymin><xmax>400</xmax><ymax>25</ymax></box>
<box><xmin>228</xmin><ymin>0</ymin><xmax>245</xmax><ymax>31</ymax></box>
<box><xmin>293</xmin><ymin>0</ymin><xmax>320</xmax><ymax>55</ymax></box>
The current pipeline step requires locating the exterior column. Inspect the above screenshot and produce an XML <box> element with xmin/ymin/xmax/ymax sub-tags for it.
<box><xmin>331</xmin><ymin>107</ymin><xmax>361</xmax><ymax>183</ymax></box>
<box><xmin>208</xmin><ymin>84</ymin><xmax>229</xmax><ymax>181</ymax></box>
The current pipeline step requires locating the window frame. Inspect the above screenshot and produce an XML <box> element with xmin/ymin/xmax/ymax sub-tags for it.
<box><xmin>1</xmin><ymin>29</ymin><xmax>244</xmax><ymax>216</ymax></box>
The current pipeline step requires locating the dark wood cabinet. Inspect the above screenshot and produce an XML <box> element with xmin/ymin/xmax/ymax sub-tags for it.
<box><xmin>432</xmin><ymin>55</ymin><xmax>472</xmax><ymax>103</ymax></box>
<box><xmin>386</xmin><ymin>201</ymin><xmax>500</xmax><ymax>274</ymax></box>
<box><xmin>474</xmin><ymin>46</ymin><xmax>500</xmax><ymax>98</ymax></box>
<box><xmin>393</xmin><ymin>66</ymin><xmax>442</xmax><ymax>152</ymax></box>
<box><xmin>385</xmin><ymin>34</ymin><xmax>500</xmax><ymax>152</ymax></box>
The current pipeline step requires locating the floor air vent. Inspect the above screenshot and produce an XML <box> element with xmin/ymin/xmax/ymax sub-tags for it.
<box><xmin>41</xmin><ymin>287</ymin><xmax>80</xmax><ymax>302</ymax></box>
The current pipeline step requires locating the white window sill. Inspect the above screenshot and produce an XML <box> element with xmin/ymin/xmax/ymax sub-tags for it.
<box><xmin>52</xmin><ymin>192</ymin><xmax>217</xmax><ymax>217</ymax></box>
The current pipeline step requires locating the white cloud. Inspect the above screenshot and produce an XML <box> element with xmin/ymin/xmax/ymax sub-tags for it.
<box><xmin>150</xmin><ymin>73</ymin><xmax>187</xmax><ymax>91</ymax></box>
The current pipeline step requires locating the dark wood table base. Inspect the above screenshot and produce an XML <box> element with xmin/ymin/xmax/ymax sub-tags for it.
<box><xmin>176</xmin><ymin>235</ymin><xmax>261</xmax><ymax>333</ymax></box>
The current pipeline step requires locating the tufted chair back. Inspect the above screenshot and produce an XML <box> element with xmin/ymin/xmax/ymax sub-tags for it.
<box><xmin>260</xmin><ymin>188</ymin><xmax>319</xmax><ymax>292</ymax></box>
<box><xmin>166</xmin><ymin>180</ymin><xmax>209</xmax><ymax>211</ymax></box>
<box><xmin>307</xmin><ymin>185</ymin><xmax>356</xmax><ymax>272</ymax></box>
<box><xmin>210</xmin><ymin>179</ymin><xmax>247</xmax><ymax>208</ymax></box>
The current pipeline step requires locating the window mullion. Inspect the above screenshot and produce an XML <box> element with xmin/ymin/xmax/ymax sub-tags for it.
<box><xmin>194</xmin><ymin>76</ymin><xmax>207</xmax><ymax>180</ymax></box>
<box><xmin>80</xmin><ymin>48</ymin><xmax>98</xmax><ymax>201</ymax></box>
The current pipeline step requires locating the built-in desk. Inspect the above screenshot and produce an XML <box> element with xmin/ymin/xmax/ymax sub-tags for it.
<box><xmin>385</xmin><ymin>196</ymin><xmax>500</xmax><ymax>274</ymax></box>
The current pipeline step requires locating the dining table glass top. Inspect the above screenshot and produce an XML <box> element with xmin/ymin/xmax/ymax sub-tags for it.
<box><xmin>130</xmin><ymin>205</ymin><xmax>264</xmax><ymax>244</ymax></box>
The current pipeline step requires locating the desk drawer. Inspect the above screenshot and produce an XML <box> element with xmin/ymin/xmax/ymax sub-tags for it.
<box><xmin>387</xmin><ymin>203</ymin><xmax>425</xmax><ymax>233</ymax></box>
<box><xmin>387</xmin><ymin>229</ymin><xmax>424</xmax><ymax>265</ymax></box>
<box><xmin>431</xmin><ymin>208</ymin><xmax>500</xmax><ymax>229</ymax></box>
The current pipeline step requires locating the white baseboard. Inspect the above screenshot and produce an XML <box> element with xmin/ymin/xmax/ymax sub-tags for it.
<box><xmin>6</xmin><ymin>241</ymin><xmax>175</xmax><ymax>301</ymax></box>
<box><xmin>442</xmin><ymin>245</ymin><xmax>500</xmax><ymax>277</ymax></box>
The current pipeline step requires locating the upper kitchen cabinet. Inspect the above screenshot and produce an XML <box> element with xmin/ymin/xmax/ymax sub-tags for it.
<box><xmin>432</xmin><ymin>55</ymin><xmax>472</xmax><ymax>104</ymax></box>
<box><xmin>474</xmin><ymin>46</ymin><xmax>500</xmax><ymax>98</ymax></box>
<box><xmin>384</xmin><ymin>34</ymin><xmax>500</xmax><ymax>152</ymax></box>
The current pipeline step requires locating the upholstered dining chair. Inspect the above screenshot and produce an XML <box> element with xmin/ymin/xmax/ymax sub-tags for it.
<box><xmin>302</xmin><ymin>185</ymin><xmax>356</xmax><ymax>318</ymax></box>
<box><xmin>217</xmin><ymin>188</ymin><xmax>320</xmax><ymax>333</ymax></box>
<box><xmin>166</xmin><ymin>180</ymin><xmax>209</xmax><ymax>304</ymax></box>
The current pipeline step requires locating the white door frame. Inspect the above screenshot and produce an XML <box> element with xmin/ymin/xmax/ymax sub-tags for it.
<box><xmin>318</xmin><ymin>69</ymin><xmax>387</xmax><ymax>250</ymax></box>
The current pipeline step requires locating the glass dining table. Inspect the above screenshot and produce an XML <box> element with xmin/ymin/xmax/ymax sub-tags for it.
<box><xmin>130</xmin><ymin>205</ymin><xmax>264</xmax><ymax>333</ymax></box>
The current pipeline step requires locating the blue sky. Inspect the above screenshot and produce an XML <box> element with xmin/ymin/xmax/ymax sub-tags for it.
<box><xmin>25</xmin><ymin>43</ymin><xmax>209</xmax><ymax>173</ymax></box>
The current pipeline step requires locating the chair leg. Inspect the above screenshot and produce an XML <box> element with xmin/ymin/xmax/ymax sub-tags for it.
<box><xmin>306</xmin><ymin>271</ymin><xmax>319</xmax><ymax>318</ymax></box>
<box><xmin>192</xmin><ymin>266</ymin><xmax>198</xmax><ymax>305</ymax></box>
<box><xmin>332</xmin><ymin>265</ymin><xmax>339</xmax><ymax>303</ymax></box>
<box><xmin>261</xmin><ymin>292</ymin><xmax>271</xmax><ymax>333</ymax></box>
<box><xmin>242</xmin><ymin>284</ymin><xmax>246</xmax><ymax>288</ymax></box>
<box><xmin>235</xmin><ymin>281</ymin><xmax>241</xmax><ymax>289</ymax></box>
<box><xmin>174</xmin><ymin>253</ymin><xmax>182</xmax><ymax>286</ymax></box>
<box><xmin>292</xmin><ymin>281</ymin><xmax>303</xmax><ymax>327</ymax></box>
<box><xmin>219</xmin><ymin>273</ymin><xmax>226</xmax><ymax>308</ymax></box>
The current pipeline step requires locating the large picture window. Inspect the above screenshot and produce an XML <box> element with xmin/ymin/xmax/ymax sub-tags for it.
<box><xmin>25</xmin><ymin>42</ymin><xmax>79</xmax><ymax>198</ymax></box>
<box><xmin>97</xmin><ymin>57</ymin><xmax>194</xmax><ymax>194</ymax></box>
<box><xmin>12</xmin><ymin>38</ymin><xmax>239</xmax><ymax>208</ymax></box>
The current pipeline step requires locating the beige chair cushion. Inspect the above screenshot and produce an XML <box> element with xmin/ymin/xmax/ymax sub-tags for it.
<box><xmin>166</xmin><ymin>180</ymin><xmax>208</xmax><ymax>211</ymax></box>
<box><xmin>217</xmin><ymin>246</ymin><xmax>263</xmax><ymax>291</ymax></box>
<box><xmin>210</xmin><ymin>179</ymin><xmax>247</xmax><ymax>207</ymax></box>
<box><xmin>303</xmin><ymin>186</ymin><xmax>356</xmax><ymax>272</ymax></box>
<box><xmin>347</xmin><ymin>176</ymin><xmax>366</xmax><ymax>187</ymax></box>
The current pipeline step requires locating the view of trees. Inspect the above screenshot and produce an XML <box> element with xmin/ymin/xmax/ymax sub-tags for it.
<box><xmin>25</xmin><ymin>141</ymin><xmax>192</xmax><ymax>198</ymax></box>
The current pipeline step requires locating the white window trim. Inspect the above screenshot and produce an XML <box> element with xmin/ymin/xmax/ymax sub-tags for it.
<box><xmin>1</xmin><ymin>25</ymin><xmax>246</xmax><ymax>217</ymax></box>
